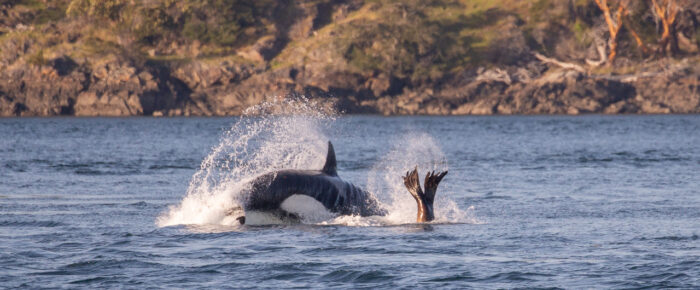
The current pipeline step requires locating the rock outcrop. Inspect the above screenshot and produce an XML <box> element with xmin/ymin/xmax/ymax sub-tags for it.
<box><xmin>1</xmin><ymin>52</ymin><xmax>698</xmax><ymax>117</ymax></box>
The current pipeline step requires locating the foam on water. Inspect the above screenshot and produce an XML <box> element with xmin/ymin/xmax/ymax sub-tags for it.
<box><xmin>157</xmin><ymin>97</ymin><xmax>472</xmax><ymax>228</ymax></box>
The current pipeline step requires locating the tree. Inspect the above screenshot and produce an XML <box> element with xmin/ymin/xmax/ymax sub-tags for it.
<box><xmin>651</xmin><ymin>0</ymin><xmax>680</xmax><ymax>56</ymax></box>
<box><xmin>594</xmin><ymin>0</ymin><xmax>626</xmax><ymax>63</ymax></box>
<box><xmin>592</xmin><ymin>0</ymin><xmax>651</xmax><ymax>64</ymax></box>
<box><xmin>591</xmin><ymin>0</ymin><xmax>652</xmax><ymax>65</ymax></box>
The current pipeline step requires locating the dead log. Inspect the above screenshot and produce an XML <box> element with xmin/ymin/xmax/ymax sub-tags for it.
<box><xmin>534</xmin><ymin>52</ymin><xmax>586</xmax><ymax>73</ymax></box>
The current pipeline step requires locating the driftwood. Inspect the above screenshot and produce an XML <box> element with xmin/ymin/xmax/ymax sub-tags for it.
<box><xmin>592</xmin><ymin>71</ymin><xmax>660</xmax><ymax>83</ymax></box>
<box><xmin>475</xmin><ymin>67</ymin><xmax>512</xmax><ymax>84</ymax></box>
<box><xmin>533</xmin><ymin>52</ymin><xmax>586</xmax><ymax>73</ymax></box>
<box><xmin>590</xmin><ymin>59</ymin><xmax>690</xmax><ymax>83</ymax></box>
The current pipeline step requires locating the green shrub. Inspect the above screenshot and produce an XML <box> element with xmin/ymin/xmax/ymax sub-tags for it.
<box><xmin>63</xmin><ymin>0</ymin><xmax>278</xmax><ymax>49</ymax></box>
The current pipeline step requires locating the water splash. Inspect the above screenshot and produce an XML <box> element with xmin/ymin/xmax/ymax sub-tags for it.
<box><xmin>157</xmin><ymin>97</ymin><xmax>335</xmax><ymax>227</ymax></box>
<box><xmin>157</xmin><ymin>97</ymin><xmax>476</xmax><ymax>228</ymax></box>
<box><xmin>366</xmin><ymin>132</ymin><xmax>476</xmax><ymax>225</ymax></box>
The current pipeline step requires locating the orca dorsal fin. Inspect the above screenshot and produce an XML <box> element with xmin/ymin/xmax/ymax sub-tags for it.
<box><xmin>322</xmin><ymin>141</ymin><xmax>338</xmax><ymax>176</ymax></box>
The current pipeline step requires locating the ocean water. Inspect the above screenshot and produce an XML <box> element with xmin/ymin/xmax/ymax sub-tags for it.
<box><xmin>1</xmin><ymin>110</ymin><xmax>699</xmax><ymax>288</ymax></box>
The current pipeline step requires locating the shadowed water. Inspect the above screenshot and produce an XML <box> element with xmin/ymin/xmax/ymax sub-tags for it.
<box><xmin>1</xmin><ymin>115</ymin><xmax>699</xmax><ymax>288</ymax></box>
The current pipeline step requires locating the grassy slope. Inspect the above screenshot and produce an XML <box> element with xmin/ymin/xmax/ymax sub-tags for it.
<box><xmin>0</xmin><ymin>0</ymin><xmax>695</xmax><ymax>78</ymax></box>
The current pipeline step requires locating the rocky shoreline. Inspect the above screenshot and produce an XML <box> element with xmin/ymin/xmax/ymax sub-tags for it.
<box><xmin>1</xmin><ymin>0</ymin><xmax>698</xmax><ymax>117</ymax></box>
<box><xmin>1</xmin><ymin>55</ymin><xmax>697</xmax><ymax>117</ymax></box>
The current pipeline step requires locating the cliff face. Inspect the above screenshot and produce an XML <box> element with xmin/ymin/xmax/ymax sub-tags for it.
<box><xmin>0</xmin><ymin>0</ymin><xmax>698</xmax><ymax>116</ymax></box>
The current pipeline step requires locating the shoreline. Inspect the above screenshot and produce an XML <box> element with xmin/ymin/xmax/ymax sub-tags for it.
<box><xmin>2</xmin><ymin>56</ymin><xmax>697</xmax><ymax>117</ymax></box>
<box><xmin>2</xmin><ymin>112</ymin><xmax>699</xmax><ymax>119</ymax></box>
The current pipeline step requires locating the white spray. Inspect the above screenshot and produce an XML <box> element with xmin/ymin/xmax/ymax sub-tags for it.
<box><xmin>157</xmin><ymin>97</ymin><xmax>333</xmax><ymax>227</ymax></box>
<box><xmin>157</xmin><ymin>97</ymin><xmax>475</xmax><ymax>228</ymax></box>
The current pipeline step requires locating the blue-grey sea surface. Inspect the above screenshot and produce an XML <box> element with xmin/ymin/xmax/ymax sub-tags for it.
<box><xmin>1</xmin><ymin>115</ymin><xmax>699</xmax><ymax>288</ymax></box>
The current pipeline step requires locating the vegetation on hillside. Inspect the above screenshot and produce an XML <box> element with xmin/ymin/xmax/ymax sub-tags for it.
<box><xmin>1</xmin><ymin>0</ymin><xmax>697</xmax><ymax>73</ymax></box>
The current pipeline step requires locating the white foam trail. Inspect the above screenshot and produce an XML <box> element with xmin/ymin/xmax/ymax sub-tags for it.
<box><xmin>157</xmin><ymin>97</ymin><xmax>478</xmax><ymax>228</ymax></box>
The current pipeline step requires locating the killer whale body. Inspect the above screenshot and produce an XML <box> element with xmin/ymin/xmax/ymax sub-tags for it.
<box><xmin>234</xmin><ymin>141</ymin><xmax>447</xmax><ymax>224</ymax></box>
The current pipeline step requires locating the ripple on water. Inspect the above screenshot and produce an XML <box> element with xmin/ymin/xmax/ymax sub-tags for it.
<box><xmin>185</xmin><ymin>262</ymin><xmax>246</xmax><ymax>274</ymax></box>
<box><xmin>652</xmin><ymin>234</ymin><xmax>699</xmax><ymax>241</ymax></box>
<box><xmin>33</xmin><ymin>259</ymin><xmax>165</xmax><ymax>277</ymax></box>
<box><xmin>478</xmin><ymin>271</ymin><xmax>556</xmax><ymax>282</ymax></box>
<box><xmin>68</xmin><ymin>276</ymin><xmax>111</xmax><ymax>285</ymax></box>
<box><xmin>320</xmin><ymin>269</ymin><xmax>395</xmax><ymax>283</ymax></box>
<box><xmin>425</xmin><ymin>271</ymin><xmax>475</xmax><ymax>282</ymax></box>
<box><xmin>0</xmin><ymin>220</ymin><xmax>65</xmax><ymax>228</ymax></box>
<box><xmin>147</xmin><ymin>164</ymin><xmax>196</xmax><ymax>170</ymax></box>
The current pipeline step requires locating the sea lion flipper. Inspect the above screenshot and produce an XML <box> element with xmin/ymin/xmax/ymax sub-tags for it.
<box><xmin>403</xmin><ymin>166</ymin><xmax>438</xmax><ymax>223</ymax></box>
<box><xmin>402</xmin><ymin>166</ymin><xmax>423</xmax><ymax>201</ymax></box>
<box><xmin>424</xmin><ymin>170</ymin><xmax>448</xmax><ymax>203</ymax></box>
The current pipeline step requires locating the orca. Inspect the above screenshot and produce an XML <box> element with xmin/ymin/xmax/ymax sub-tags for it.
<box><xmin>229</xmin><ymin>141</ymin><xmax>447</xmax><ymax>225</ymax></box>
